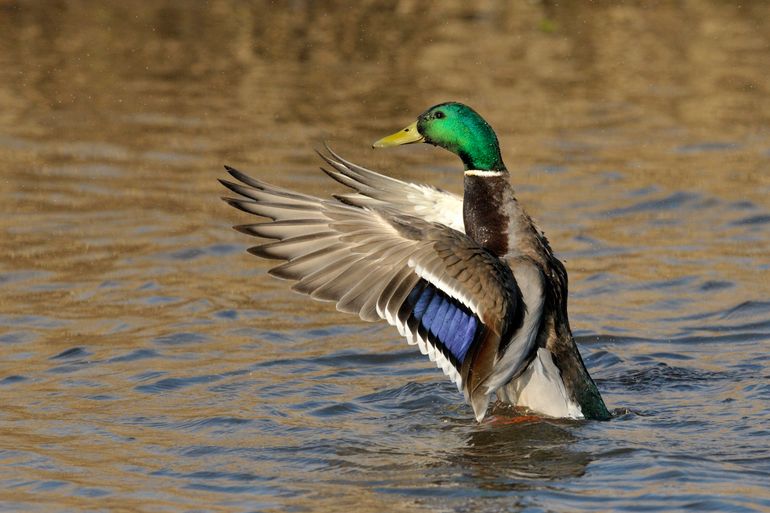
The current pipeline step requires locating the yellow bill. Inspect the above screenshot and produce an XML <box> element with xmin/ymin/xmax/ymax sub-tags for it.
<box><xmin>372</xmin><ymin>121</ymin><xmax>424</xmax><ymax>148</ymax></box>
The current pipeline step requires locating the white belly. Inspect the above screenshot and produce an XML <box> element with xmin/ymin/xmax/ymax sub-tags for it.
<box><xmin>497</xmin><ymin>348</ymin><xmax>584</xmax><ymax>419</ymax></box>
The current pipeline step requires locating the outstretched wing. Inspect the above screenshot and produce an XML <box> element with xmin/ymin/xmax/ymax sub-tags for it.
<box><xmin>318</xmin><ymin>146</ymin><xmax>465</xmax><ymax>233</ymax></box>
<box><xmin>220</xmin><ymin>161</ymin><xmax>523</xmax><ymax>420</ymax></box>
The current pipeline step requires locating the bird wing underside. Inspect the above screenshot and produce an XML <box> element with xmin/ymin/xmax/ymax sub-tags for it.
<box><xmin>220</xmin><ymin>156</ymin><xmax>524</xmax><ymax>419</ymax></box>
<box><xmin>319</xmin><ymin>146</ymin><xmax>465</xmax><ymax>233</ymax></box>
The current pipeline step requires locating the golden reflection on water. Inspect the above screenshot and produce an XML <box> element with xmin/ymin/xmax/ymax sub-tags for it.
<box><xmin>0</xmin><ymin>2</ymin><xmax>769</xmax><ymax>512</ymax></box>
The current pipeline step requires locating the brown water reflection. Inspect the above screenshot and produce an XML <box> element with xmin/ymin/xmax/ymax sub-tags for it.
<box><xmin>1</xmin><ymin>2</ymin><xmax>769</xmax><ymax>512</ymax></box>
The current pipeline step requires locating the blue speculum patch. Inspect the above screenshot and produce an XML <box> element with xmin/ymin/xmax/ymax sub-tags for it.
<box><xmin>400</xmin><ymin>279</ymin><xmax>481</xmax><ymax>366</ymax></box>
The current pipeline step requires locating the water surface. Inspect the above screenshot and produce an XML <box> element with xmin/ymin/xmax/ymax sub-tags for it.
<box><xmin>1</xmin><ymin>2</ymin><xmax>769</xmax><ymax>512</ymax></box>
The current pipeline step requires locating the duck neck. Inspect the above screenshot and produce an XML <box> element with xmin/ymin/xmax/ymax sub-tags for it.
<box><xmin>459</xmin><ymin>148</ymin><xmax>506</xmax><ymax>172</ymax></box>
<box><xmin>463</xmin><ymin>171</ymin><xmax>512</xmax><ymax>257</ymax></box>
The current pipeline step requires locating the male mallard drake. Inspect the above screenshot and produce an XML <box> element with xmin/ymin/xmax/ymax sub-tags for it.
<box><xmin>220</xmin><ymin>102</ymin><xmax>611</xmax><ymax>421</ymax></box>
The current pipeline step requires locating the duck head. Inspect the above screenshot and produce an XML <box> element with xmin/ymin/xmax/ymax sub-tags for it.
<box><xmin>373</xmin><ymin>102</ymin><xmax>507</xmax><ymax>173</ymax></box>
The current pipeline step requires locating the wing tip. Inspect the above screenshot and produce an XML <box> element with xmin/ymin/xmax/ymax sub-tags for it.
<box><xmin>247</xmin><ymin>245</ymin><xmax>282</xmax><ymax>260</ymax></box>
<box><xmin>222</xmin><ymin>165</ymin><xmax>271</xmax><ymax>190</ymax></box>
<box><xmin>233</xmin><ymin>223</ymin><xmax>277</xmax><ymax>238</ymax></box>
<box><xmin>219</xmin><ymin>178</ymin><xmax>247</xmax><ymax>196</ymax></box>
<box><xmin>221</xmin><ymin>197</ymin><xmax>277</xmax><ymax>220</ymax></box>
<box><xmin>224</xmin><ymin>165</ymin><xmax>246</xmax><ymax>182</ymax></box>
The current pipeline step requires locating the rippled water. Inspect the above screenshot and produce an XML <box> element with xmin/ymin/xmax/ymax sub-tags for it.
<box><xmin>1</xmin><ymin>2</ymin><xmax>770</xmax><ymax>512</ymax></box>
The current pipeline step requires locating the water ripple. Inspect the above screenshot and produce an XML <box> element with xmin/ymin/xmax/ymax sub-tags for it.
<box><xmin>2</xmin><ymin>5</ymin><xmax>770</xmax><ymax>512</ymax></box>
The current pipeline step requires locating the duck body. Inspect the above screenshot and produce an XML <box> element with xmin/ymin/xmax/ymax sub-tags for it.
<box><xmin>221</xmin><ymin>102</ymin><xmax>611</xmax><ymax>421</ymax></box>
<box><xmin>463</xmin><ymin>169</ymin><xmax>608</xmax><ymax>419</ymax></box>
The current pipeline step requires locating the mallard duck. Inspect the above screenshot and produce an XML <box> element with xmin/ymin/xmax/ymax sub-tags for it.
<box><xmin>220</xmin><ymin>102</ymin><xmax>611</xmax><ymax>421</ymax></box>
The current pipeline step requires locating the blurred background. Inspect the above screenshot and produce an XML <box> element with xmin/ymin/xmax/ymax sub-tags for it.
<box><xmin>0</xmin><ymin>1</ymin><xmax>769</xmax><ymax>512</ymax></box>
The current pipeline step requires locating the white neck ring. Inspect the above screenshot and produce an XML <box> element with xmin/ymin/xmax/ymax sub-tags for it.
<box><xmin>464</xmin><ymin>170</ymin><xmax>507</xmax><ymax>177</ymax></box>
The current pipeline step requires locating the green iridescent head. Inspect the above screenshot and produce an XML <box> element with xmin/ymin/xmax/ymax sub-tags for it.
<box><xmin>373</xmin><ymin>102</ymin><xmax>506</xmax><ymax>172</ymax></box>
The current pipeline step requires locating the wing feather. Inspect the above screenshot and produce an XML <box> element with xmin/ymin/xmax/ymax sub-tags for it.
<box><xmin>318</xmin><ymin>146</ymin><xmax>465</xmax><ymax>233</ymax></box>
<box><xmin>221</xmin><ymin>157</ymin><xmax>525</xmax><ymax>421</ymax></box>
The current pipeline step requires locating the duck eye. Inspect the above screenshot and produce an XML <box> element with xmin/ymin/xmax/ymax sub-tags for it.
<box><xmin>434</xmin><ymin>111</ymin><xmax>445</xmax><ymax>119</ymax></box>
